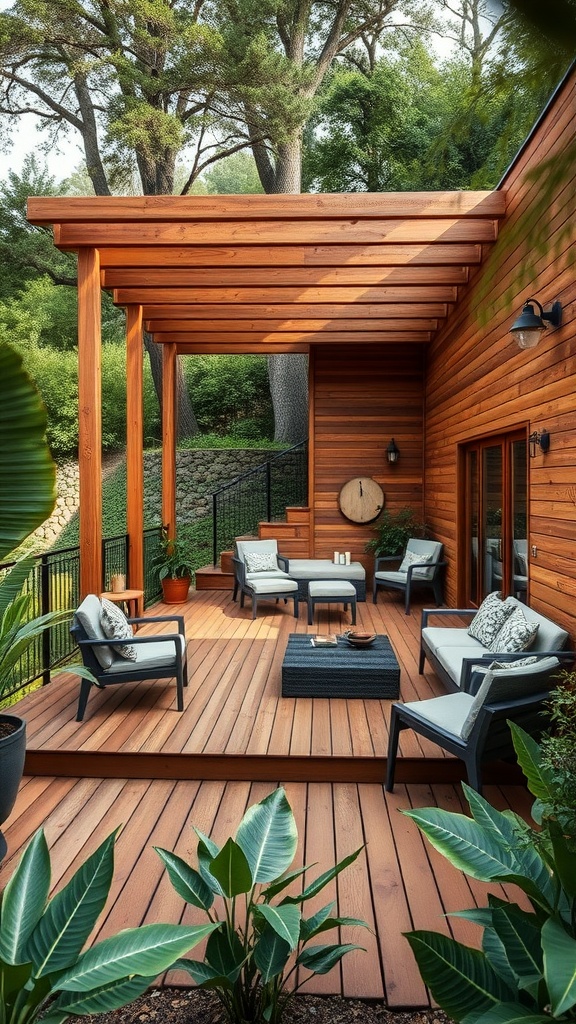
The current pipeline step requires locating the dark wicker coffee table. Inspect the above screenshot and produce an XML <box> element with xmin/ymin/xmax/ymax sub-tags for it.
<box><xmin>281</xmin><ymin>633</ymin><xmax>400</xmax><ymax>698</ymax></box>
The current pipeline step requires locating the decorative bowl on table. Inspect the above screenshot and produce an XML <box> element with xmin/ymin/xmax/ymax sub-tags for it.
<box><xmin>345</xmin><ymin>631</ymin><xmax>376</xmax><ymax>648</ymax></box>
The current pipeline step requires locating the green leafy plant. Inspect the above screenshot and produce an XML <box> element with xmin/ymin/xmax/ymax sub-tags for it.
<box><xmin>153</xmin><ymin>526</ymin><xmax>195</xmax><ymax>581</ymax></box>
<box><xmin>364</xmin><ymin>507</ymin><xmax>428</xmax><ymax>557</ymax></box>
<box><xmin>403</xmin><ymin>722</ymin><xmax>576</xmax><ymax>1024</ymax></box>
<box><xmin>156</xmin><ymin>787</ymin><xmax>368</xmax><ymax>1024</ymax></box>
<box><xmin>0</xmin><ymin>827</ymin><xmax>219</xmax><ymax>1023</ymax></box>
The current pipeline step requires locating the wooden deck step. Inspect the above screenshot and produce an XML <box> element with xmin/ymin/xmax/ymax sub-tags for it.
<box><xmin>195</xmin><ymin>564</ymin><xmax>234</xmax><ymax>590</ymax></box>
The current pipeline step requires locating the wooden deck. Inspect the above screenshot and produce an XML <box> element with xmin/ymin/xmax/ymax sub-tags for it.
<box><xmin>2</xmin><ymin>589</ymin><xmax>533</xmax><ymax>1007</ymax></box>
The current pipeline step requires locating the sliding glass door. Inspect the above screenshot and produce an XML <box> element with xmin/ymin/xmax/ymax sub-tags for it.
<box><xmin>464</xmin><ymin>433</ymin><xmax>527</xmax><ymax>606</ymax></box>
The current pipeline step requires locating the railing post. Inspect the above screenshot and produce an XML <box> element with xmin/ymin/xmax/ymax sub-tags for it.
<box><xmin>40</xmin><ymin>554</ymin><xmax>51</xmax><ymax>687</ymax></box>
<box><xmin>266</xmin><ymin>461</ymin><xmax>272</xmax><ymax>522</ymax></box>
<box><xmin>213</xmin><ymin>492</ymin><xmax>218</xmax><ymax>567</ymax></box>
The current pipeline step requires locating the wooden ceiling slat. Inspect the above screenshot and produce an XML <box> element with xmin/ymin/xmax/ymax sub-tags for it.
<box><xmin>27</xmin><ymin>191</ymin><xmax>506</xmax><ymax>223</ymax></box>
<box><xmin>102</xmin><ymin>266</ymin><xmax>469</xmax><ymax>286</ymax></box>
<box><xmin>98</xmin><ymin>243</ymin><xmax>483</xmax><ymax>268</ymax></box>
<box><xmin>145</xmin><ymin>318</ymin><xmax>439</xmax><ymax>332</ymax></box>
<box><xmin>140</xmin><ymin>303</ymin><xmax>448</xmax><ymax>319</ymax></box>
<box><xmin>113</xmin><ymin>285</ymin><xmax>457</xmax><ymax>304</ymax></box>
<box><xmin>26</xmin><ymin>191</ymin><xmax>505</xmax><ymax>353</ymax></box>
<box><xmin>55</xmin><ymin>219</ymin><xmax>498</xmax><ymax>248</ymax></box>
<box><xmin>155</xmin><ymin>331</ymin><xmax>432</xmax><ymax>344</ymax></box>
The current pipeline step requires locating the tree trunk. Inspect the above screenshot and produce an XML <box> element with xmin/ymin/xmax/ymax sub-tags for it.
<box><xmin>144</xmin><ymin>333</ymin><xmax>200</xmax><ymax>439</ymax></box>
<box><xmin>267</xmin><ymin>352</ymin><xmax>308</xmax><ymax>445</ymax></box>
<box><xmin>262</xmin><ymin>132</ymin><xmax>309</xmax><ymax>443</ymax></box>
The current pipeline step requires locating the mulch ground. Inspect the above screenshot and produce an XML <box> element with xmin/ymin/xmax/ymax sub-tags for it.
<box><xmin>70</xmin><ymin>988</ymin><xmax>452</xmax><ymax>1024</ymax></box>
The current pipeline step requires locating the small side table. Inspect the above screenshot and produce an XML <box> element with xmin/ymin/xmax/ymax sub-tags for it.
<box><xmin>100</xmin><ymin>588</ymin><xmax>145</xmax><ymax>623</ymax></box>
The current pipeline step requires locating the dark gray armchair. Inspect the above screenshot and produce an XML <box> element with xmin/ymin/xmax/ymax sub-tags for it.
<box><xmin>385</xmin><ymin>652</ymin><xmax>570</xmax><ymax>793</ymax></box>
<box><xmin>373</xmin><ymin>539</ymin><xmax>446</xmax><ymax>614</ymax></box>
<box><xmin>71</xmin><ymin>594</ymin><xmax>188</xmax><ymax>721</ymax></box>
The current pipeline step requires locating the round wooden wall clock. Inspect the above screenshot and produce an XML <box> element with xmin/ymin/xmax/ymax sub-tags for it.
<box><xmin>338</xmin><ymin>477</ymin><xmax>384</xmax><ymax>524</ymax></box>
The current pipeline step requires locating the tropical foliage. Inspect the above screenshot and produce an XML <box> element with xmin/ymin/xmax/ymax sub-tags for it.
<box><xmin>156</xmin><ymin>787</ymin><xmax>367</xmax><ymax>1024</ymax></box>
<box><xmin>0</xmin><ymin>828</ymin><xmax>218</xmax><ymax>1023</ymax></box>
<box><xmin>404</xmin><ymin>722</ymin><xmax>576</xmax><ymax>1024</ymax></box>
<box><xmin>365</xmin><ymin>507</ymin><xmax>428</xmax><ymax>557</ymax></box>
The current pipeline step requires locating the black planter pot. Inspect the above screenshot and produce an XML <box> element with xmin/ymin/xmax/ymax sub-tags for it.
<box><xmin>0</xmin><ymin>714</ymin><xmax>26</xmax><ymax>862</ymax></box>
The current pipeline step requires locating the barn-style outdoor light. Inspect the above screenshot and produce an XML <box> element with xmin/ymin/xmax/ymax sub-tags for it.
<box><xmin>529</xmin><ymin>429</ymin><xmax>550</xmax><ymax>458</ymax></box>
<box><xmin>510</xmin><ymin>298</ymin><xmax>562</xmax><ymax>349</ymax></box>
<box><xmin>386</xmin><ymin>438</ymin><xmax>400</xmax><ymax>464</ymax></box>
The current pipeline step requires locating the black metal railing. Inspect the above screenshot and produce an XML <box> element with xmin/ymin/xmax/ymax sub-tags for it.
<box><xmin>212</xmin><ymin>441</ymin><xmax>308</xmax><ymax>565</ymax></box>
<box><xmin>0</xmin><ymin>527</ymin><xmax>161</xmax><ymax>705</ymax></box>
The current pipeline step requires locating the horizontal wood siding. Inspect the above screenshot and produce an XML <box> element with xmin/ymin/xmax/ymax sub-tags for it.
<box><xmin>423</xmin><ymin>70</ymin><xmax>576</xmax><ymax>641</ymax></box>
<box><xmin>311</xmin><ymin>345</ymin><xmax>425</xmax><ymax>570</ymax></box>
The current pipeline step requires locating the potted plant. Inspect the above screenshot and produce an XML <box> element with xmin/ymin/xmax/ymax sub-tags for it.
<box><xmin>364</xmin><ymin>506</ymin><xmax>428</xmax><ymax>559</ymax></box>
<box><xmin>0</xmin><ymin>343</ymin><xmax>61</xmax><ymax>860</ymax></box>
<box><xmin>154</xmin><ymin>526</ymin><xmax>195</xmax><ymax>603</ymax></box>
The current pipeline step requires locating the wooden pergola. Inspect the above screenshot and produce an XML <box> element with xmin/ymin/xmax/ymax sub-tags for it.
<box><xmin>27</xmin><ymin>191</ymin><xmax>506</xmax><ymax>596</ymax></box>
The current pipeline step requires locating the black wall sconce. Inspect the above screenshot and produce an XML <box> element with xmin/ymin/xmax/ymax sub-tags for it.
<box><xmin>510</xmin><ymin>298</ymin><xmax>562</xmax><ymax>349</ymax></box>
<box><xmin>386</xmin><ymin>438</ymin><xmax>400</xmax><ymax>464</ymax></box>
<box><xmin>529</xmin><ymin>429</ymin><xmax>550</xmax><ymax>458</ymax></box>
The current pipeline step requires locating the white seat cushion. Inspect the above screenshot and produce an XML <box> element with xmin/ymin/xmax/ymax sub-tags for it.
<box><xmin>246</xmin><ymin>578</ymin><xmax>298</xmax><ymax>595</ymax></box>
<box><xmin>435</xmin><ymin>645</ymin><xmax>491</xmax><ymax>686</ymax></box>
<box><xmin>422</xmin><ymin>627</ymin><xmax>482</xmax><ymax>650</ymax></box>
<box><xmin>288</xmin><ymin>559</ymin><xmax>366</xmax><ymax>581</ymax></box>
<box><xmin>246</xmin><ymin>569</ymin><xmax>291</xmax><ymax>581</ymax></box>
<box><xmin>401</xmin><ymin>692</ymin><xmax>474</xmax><ymax>738</ymax></box>
<box><xmin>104</xmin><ymin>634</ymin><xmax>186</xmax><ymax>673</ymax></box>
<box><xmin>308</xmin><ymin>580</ymin><xmax>357</xmax><ymax>598</ymax></box>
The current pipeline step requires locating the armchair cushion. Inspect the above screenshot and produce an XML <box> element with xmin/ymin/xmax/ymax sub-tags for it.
<box><xmin>399</xmin><ymin>550</ymin><xmax>433</xmax><ymax>577</ymax></box>
<box><xmin>75</xmin><ymin>594</ymin><xmax>114</xmax><ymax>669</ymax></box>
<box><xmin>401</xmin><ymin>691</ymin><xmax>474</xmax><ymax>738</ymax></box>
<box><xmin>460</xmin><ymin>655</ymin><xmax>559</xmax><ymax>740</ymax></box>
<box><xmin>104</xmin><ymin>634</ymin><xmax>186</xmax><ymax>673</ymax></box>
<box><xmin>245</xmin><ymin>550</ymin><xmax>279</xmax><ymax>573</ymax></box>
<box><xmin>467</xmin><ymin>591</ymin><xmax>516</xmax><ymax>647</ymax></box>
<box><xmin>489</xmin><ymin>607</ymin><xmax>539</xmax><ymax>653</ymax></box>
<box><xmin>100</xmin><ymin>598</ymin><xmax>137</xmax><ymax>661</ymax></box>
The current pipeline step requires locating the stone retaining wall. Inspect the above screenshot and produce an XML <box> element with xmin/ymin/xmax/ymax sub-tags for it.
<box><xmin>33</xmin><ymin>448</ymin><xmax>280</xmax><ymax>547</ymax></box>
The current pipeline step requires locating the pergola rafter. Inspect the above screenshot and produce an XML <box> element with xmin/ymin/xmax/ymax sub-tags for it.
<box><xmin>27</xmin><ymin>190</ymin><xmax>506</xmax><ymax>596</ymax></box>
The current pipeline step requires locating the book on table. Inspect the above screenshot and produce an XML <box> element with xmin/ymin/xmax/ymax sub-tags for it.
<box><xmin>310</xmin><ymin>634</ymin><xmax>338</xmax><ymax>647</ymax></box>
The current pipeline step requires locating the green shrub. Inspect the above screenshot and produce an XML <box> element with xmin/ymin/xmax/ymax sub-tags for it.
<box><xmin>404</xmin><ymin>723</ymin><xmax>576</xmax><ymax>1024</ymax></box>
<box><xmin>184</xmin><ymin>355</ymin><xmax>273</xmax><ymax>438</ymax></box>
<box><xmin>157</xmin><ymin>787</ymin><xmax>367</xmax><ymax>1024</ymax></box>
<box><xmin>365</xmin><ymin>507</ymin><xmax>428</xmax><ymax>557</ymax></box>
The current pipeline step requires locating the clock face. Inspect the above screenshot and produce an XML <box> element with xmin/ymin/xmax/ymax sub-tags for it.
<box><xmin>338</xmin><ymin>478</ymin><xmax>384</xmax><ymax>524</ymax></box>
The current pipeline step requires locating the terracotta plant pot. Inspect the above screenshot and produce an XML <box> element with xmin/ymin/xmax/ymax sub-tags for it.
<box><xmin>161</xmin><ymin>576</ymin><xmax>191</xmax><ymax>604</ymax></box>
<box><xmin>0</xmin><ymin>714</ymin><xmax>26</xmax><ymax>862</ymax></box>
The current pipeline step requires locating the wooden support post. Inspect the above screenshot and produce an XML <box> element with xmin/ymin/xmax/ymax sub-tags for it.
<box><xmin>162</xmin><ymin>343</ymin><xmax>177</xmax><ymax>539</ymax></box>
<box><xmin>77</xmin><ymin>247</ymin><xmax>102</xmax><ymax>597</ymax></box>
<box><xmin>308</xmin><ymin>348</ymin><xmax>315</xmax><ymax>558</ymax></box>
<box><xmin>126</xmin><ymin>305</ymin><xmax>144</xmax><ymax>590</ymax></box>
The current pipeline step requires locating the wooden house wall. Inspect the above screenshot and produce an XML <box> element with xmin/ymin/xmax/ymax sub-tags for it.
<box><xmin>423</xmin><ymin>69</ymin><xmax>576</xmax><ymax>638</ymax></box>
<box><xmin>310</xmin><ymin>344</ymin><xmax>425</xmax><ymax>574</ymax></box>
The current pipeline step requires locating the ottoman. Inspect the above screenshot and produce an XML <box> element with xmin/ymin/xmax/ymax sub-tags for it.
<box><xmin>307</xmin><ymin>580</ymin><xmax>357</xmax><ymax>625</ymax></box>
<box><xmin>243</xmin><ymin>577</ymin><xmax>299</xmax><ymax>620</ymax></box>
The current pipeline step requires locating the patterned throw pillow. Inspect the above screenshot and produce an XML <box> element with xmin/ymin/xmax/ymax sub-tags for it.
<box><xmin>467</xmin><ymin>592</ymin><xmax>516</xmax><ymax>647</ymax></box>
<box><xmin>398</xmin><ymin>551</ymin><xmax>433</xmax><ymax>578</ymax></box>
<box><xmin>100</xmin><ymin>597</ymin><xmax>137</xmax><ymax>661</ymax></box>
<box><xmin>489</xmin><ymin>607</ymin><xmax>539</xmax><ymax>654</ymax></box>
<box><xmin>244</xmin><ymin>551</ymin><xmax>278</xmax><ymax>573</ymax></box>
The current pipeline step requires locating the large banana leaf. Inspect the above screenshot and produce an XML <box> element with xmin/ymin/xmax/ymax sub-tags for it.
<box><xmin>541</xmin><ymin>918</ymin><xmax>576</xmax><ymax>1016</ymax></box>
<box><xmin>296</xmin><ymin>943</ymin><xmax>364</xmax><ymax>975</ymax></box>
<box><xmin>0</xmin><ymin>343</ymin><xmax>56</xmax><ymax>560</ymax></box>
<box><xmin>488</xmin><ymin>904</ymin><xmax>543</xmax><ymax>995</ymax></box>
<box><xmin>257</xmin><ymin>904</ymin><xmax>301</xmax><ymax>950</ymax></box>
<box><xmin>26</xmin><ymin>831</ymin><xmax>118</xmax><ymax>977</ymax></box>
<box><xmin>57</xmin><ymin>922</ymin><xmax>219</xmax><ymax>992</ymax></box>
<box><xmin>50</xmin><ymin>973</ymin><xmax>155</xmax><ymax>1015</ymax></box>
<box><xmin>0</xmin><ymin>830</ymin><xmax>51</xmax><ymax>965</ymax></box>
<box><xmin>509</xmin><ymin>724</ymin><xmax>556</xmax><ymax>804</ymax></box>
<box><xmin>154</xmin><ymin>847</ymin><xmax>214</xmax><ymax>910</ymax></box>
<box><xmin>204</xmin><ymin>925</ymin><xmax>244</xmax><ymax>982</ymax></box>
<box><xmin>404</xmin><ymin>931</ymin><xmax>515</xmax><ymax>1021</ymax></box>
<box><xmin>404</xmin><ymin>806</ymin><xmax>555</xmax><ymax>906</ymax></box>
<box><xmin>464</xmin><ymin>1005</ymin><xmax>555</xmax><ymax>1024</ymax></box>
<box><xmin>281</xmin><ymin>847</ymin><xmax>364</xmax><ymax>905</ymax></box>
<box><xmin>235</xmin><ymin>787</ymin><xmax>297</xmax><ymax>884</ymax></box>
<box><xmin>210</xmin><ymin>838</ymin><xmax>253</xmax><ymax>898</ymax></box>
<box><xmin>253</xmin><ymin>926</ymin><xmax>291</xmax><ymax>983</ymax></box>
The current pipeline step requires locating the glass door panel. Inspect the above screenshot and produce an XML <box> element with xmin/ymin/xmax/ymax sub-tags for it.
<box><xmin>511</xmin><ymin>439</ymin><xmax>528</xmax><ymax>602</ymax></box>
<box><xmin>483</xmin><ymin>445</ymin><xmax>503</xmax><ymax>598</ymax></box>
